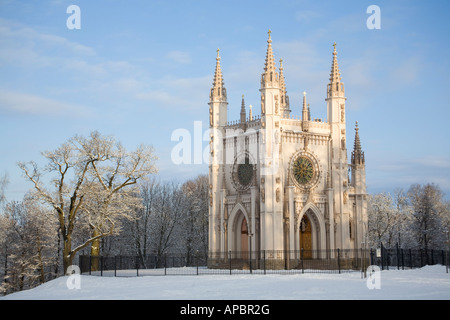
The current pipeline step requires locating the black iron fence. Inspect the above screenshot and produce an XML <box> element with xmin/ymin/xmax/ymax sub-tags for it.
<box><xmin>79</xmin><ymin>248</ymin><xmax>449</xmax><ymax>277</ymax></box>
<box><xmin>370</xmin><ymin>246</ymin><xmax>449</xmax><ymax>270</ymax></box>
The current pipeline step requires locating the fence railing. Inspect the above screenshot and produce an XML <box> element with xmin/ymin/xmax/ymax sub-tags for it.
<box><xmin>79</xmin><ymin>248</ymin><xmax>449</xmax><ymax>277</ymax></box>
<box><xmin>370</xmin><ymin>246</ymin><xmax>449</xmax><ymax>270</ymax></box>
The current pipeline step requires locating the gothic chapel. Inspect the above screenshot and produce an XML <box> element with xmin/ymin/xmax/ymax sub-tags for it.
<box><xmin>208</xmin><ymin>31</ymin><xmax>367</xmax><ymax>263</ymax></box>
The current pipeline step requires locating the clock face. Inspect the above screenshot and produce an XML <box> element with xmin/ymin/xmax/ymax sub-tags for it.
<box><xmin>293</xmin><ymin>156</ymin><xmax>314</xmax><ymax>185</ymax></box>
<box><xmin>237</xmin><ymin>158</ymin><xmax>253</xmax><ymax>187</ymax></box>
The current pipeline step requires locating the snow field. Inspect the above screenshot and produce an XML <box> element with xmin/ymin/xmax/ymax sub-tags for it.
<box><xmin>1</xmin><ymin>265</ymin><xmax>449</xmax><ymax>300</ymax></box>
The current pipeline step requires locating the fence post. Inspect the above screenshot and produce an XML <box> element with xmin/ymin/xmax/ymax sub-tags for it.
<box><xmin>164</xmin><ymin>254</ymin><xmax>167</xmax><ymax>275</ymax></box>
<box><xmin>396</xmin><ymin>244</ymin><xmax>400</xmax><ymax>270</ymax></box>
<box><xmin>409</xmin><ymin>249</ymin><xmax>412</xmax><ymax>269</ymax></box>
<box><xmin>284</xmin><ymin>250</ymin><xmax>288</xmax><ymax>271</ymax></box>
<box><xmin>229</xmin><ymin>251</ymin><xmax>232</xmax><ymax>275</ymax></box>
<box><xmin>386</xmin><ymin>248</ymin><xmax>390</xmax><ymax>271</ymax></box>
<box><xmin>249</xmin><ymin>250</ymin><xmax>253</xmax><ymax>274</ymax></box>
<box><xmin>401</xmin><ymin>249</ymin><xmax>404</xmax><ymax>270</ymax></box>
<box><xmin>89</xmin><ymin>255</ymin><xmax>92</xmax><ymax>275</ymax></box>
<box><xmin>445</xmin><ymin>250</ymin><xmax>450</xmax><ymax>273</ymax></box>
<box><xmin>79</xmin><ymin>256</ymin><xmax>83</xmax><ymax>275</ymax></box>
<box><xmin>337</xmin><ymin>249</ymin><xmax>341</xmax><ymax>274</ymax></box>
<box><xmin>196</xmin><ymin>252</ymin><xmax>199</xmax><ymax>276</ymax></box>
<box><xmin>263</xmin><ymin>250</ymin><xmax>266</xmax><ymax>275</ymax></box>
<box><xmin>136</xmin><ymin>255</ymin><xmax>139</xmax><ymax>277</ymax></box>
<box><xmin>114</xmin><ymin>256</ymin><xmax>117</xmax><ymax>277</ymax></box>
<box><xmin>301</xmin><ymin>248</ymin><xmax>304</xmax><ymax>274</ymax></box>
<box><xmin>361</xmin><ymin>248</ymin><xmax>365</xmax><ymax>275</ymax></box>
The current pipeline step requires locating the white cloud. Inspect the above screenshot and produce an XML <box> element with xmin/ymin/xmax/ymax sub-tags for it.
<box><xmin>390</xmin><ymin>56</ymin><xmax>420</xmax><ymax>85</ymax></box>
<box><xmin>0</xmin><ymin>89</ymin><xmax>90</xmax><ymax>117</ymax></box>
<box><xmin>166</xmin><ymin>50</ymin><xmax>192</xmax><ymax>64</ymax></box>
<box><xmin>136</xmin><ymin>90</ymin><xmax>186</xmax><ymax>106</ymax></box>
<box><xmin>368</xmin><ymin>155</ymin><xmax>450</xmax><ymax>194</ymax></box>
<box><xmin>412</xmin><ymin>156</ymin><xmax>450</xmax><ymax>169</ymax></box>
<box><xmin>134</xmin><ymin>74</ymin><xmax>210</xmax><ymax>112</ymax></box>
<box><xmin>0</xmin><ymin>18</ymin><xmax>95</xmax><ymax>57</ymax></box>
<box><xmin>295</xmin><ymin>10</ymin><xmax>322</xmax><ymax>23</ymax></box>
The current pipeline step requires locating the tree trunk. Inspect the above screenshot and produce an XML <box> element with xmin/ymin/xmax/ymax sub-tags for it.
<box><xmin>90</xmin><ymin>231</ymin><xmax>101</xmax><ymax>271</ymax></box>
<box><xmin>36</xmin><ymin>236</ymin><xmax>45</xmax><ymax>284</ymax></box>
<box><xmin>63</xmin><ymin>235</ymin><xmax>73</xmax><ymax>275</ymax></box>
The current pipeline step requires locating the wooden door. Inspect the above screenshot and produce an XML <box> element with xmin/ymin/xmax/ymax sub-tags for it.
<box><xmin>300</xmin><ymin>215</ymin><xmax>312</xmax><ymax>259</ymax></box>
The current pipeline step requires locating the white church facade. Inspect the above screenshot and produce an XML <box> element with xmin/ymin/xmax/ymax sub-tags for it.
<box><xmin>208</xmin><ymin>31</ymin><xmax>367</xmax><ymax>262</ymax></box>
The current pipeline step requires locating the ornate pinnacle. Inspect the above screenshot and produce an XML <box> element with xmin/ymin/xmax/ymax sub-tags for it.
<box><xmin>279</xmin><ymin>58</ymin><xmax>288</xmax><ymax>111</ymax></box>
<box><xmin>329</xmin><ymin>42</ymin><xmax>341</xmax><ymax>83</ymax></box>
<box><xmin>352</xmin><ymin>121</ymin><xmax>365</xmax><ymax>165</ymax></box>
<box><xmin>261</xmin><ymin>30</ymin><xmax>278</xmax><ymax>86</ymax></box>
<box><xmin>240</xmin><ymin>94</ymin><xmax>246</xmax><ymax>123</ymax></box>
<box><xmin>211</xmin><ymin>48</ymin><xmax>226</xmax><ymax>101</ymax></box>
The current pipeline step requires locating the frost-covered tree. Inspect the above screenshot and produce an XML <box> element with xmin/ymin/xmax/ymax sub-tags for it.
<box><xmin>367</xmin><ymin>192</ymin><xmax>401</xmax><ymax>248</ymax></box>
<box><xmin>0</xmin><ymin>209</ymin><xmax>14</xmax><ymax>295</ymax></box>
<box><xmin>0</xmin><ymin>172</ymin><xmax>8</xmax><ymax>209</ymax></box>
<box><xmin>2</xmin><ymin>201</ymin><xmax>30</xmax><ymax>293</ymax></box>
<box><xmin>0</xmin><ymin>197</ymin><xmax>58</xmax><ymax>295</ymax></box>
<box><xmin>181</xmin><ymin>174</ymin><xmax>209</xmax><ymax>262</ymax></box>
<box><xmin>18</xmin><ymin>131</ymin><xmax>157</xmax><ymax>273</ymax></box>
<box><xmin>131</xmin><ymin>179</ymin><xmax>159</xmax><ymax>259</ymax></box>
<box><xmin>149</xmin><ymin>181</ymin><xmax>187</xmax><ymax>259</ymax></box>
<box><xmin>113</xmin><ymin>175</ymin><xmax>209</xmax><ymax>264</ymax></box>
<box><xmin>407</xmin><ymin>183</ymin><xmax>448</xmax><ymax>251</ymax></box>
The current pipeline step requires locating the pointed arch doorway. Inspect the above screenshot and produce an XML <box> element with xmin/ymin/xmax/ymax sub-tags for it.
<box><xmin>299</xmin><ymin>214</ymin><xmax>312</xmax><ymax>258</ymax></box>
<box><xmin>296</xmin><ymin>204</ymin><xmax>327</xmax><ymax>258</ymax></box>
<box><xmin>228</xmin><ymin>205</ymin><xmax>251</xmax><ymax>260</ymax></box>
<box><xmin>240</xmin><ymin>217</ymin><xmax>249</xmax><ymax>259</ymax></box>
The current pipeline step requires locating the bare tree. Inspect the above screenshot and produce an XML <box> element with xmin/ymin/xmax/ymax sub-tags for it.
<box><xmin>149</xmin><ymin>181</ymin><xmax>186</xmax><ymax>260</ymax></box>
<box><xmin>368</xmin><ymin>192</ymin><xmax>398</xmax><ymax>248</ymax></box>
<box><xmin>0</xmin><ymin>197</ymin><xmax>57</xmax><ymax>295</ymax></box>
<box><xmin>18</xmin><ymin>131</ymin><xmax>157</xmax><ymax>273</ymax></box>
<box><xmin>129</xmin><ymin>179</ymin><xmax>159</xmax><ymax>261</ymax></box>
<box><xmin>0</xmin><ymin>206</ymin><xmax>14</xmax><ymax>295</ymax></box>
<box><xmin>0</xmin><ymin>172</ymin><xmax>8</xmax><ymax>209</ymax></box>
<box><xmin>407</xmin><ymin>183</ymin><xmax>448</xmax><ymax>251</ymax></box>
<box><xmin>181</xmin><ymin>174</ymin><xmax>209</xmax><ymax>262</ymax></box>
<box><xmin>118</xmin><ymin>175</ymin><xmax>209</xmax><ymax>265</ymax></box>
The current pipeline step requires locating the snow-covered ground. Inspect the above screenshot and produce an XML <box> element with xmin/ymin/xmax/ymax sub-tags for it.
<box><xmin>1</xmin><ymin>265</ymin><xmax>449</xmax><ymax>300</ymax></box>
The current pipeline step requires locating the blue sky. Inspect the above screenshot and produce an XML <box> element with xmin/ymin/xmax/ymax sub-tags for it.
<box><xmin>0</xmin><ymin>0</ymin><xmax>449</xmax><ymax>201</ymax></box>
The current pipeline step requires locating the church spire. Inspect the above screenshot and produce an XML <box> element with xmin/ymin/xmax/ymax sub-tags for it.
<box><xmin>279</xmin><ymin>58</ymin><xmax>286</xmax><ymax>95</ymax></box>
<box><xmin>302</xmin><ymin>91</ymin><xmax>308</xmax><ymax>121</ymax></box>
<box><xmin>330</xmin><ymin>42</ymin><xmax>341</xmax><ymax>83</ymax></box>
<box><xmin>351</xmin><ymin>121</ymin><xmax>365</xmax><ymax>165</ymax></box>
<box><xmin>261</xmin><ymin>29</ymin><xmax>279</xmax><ymax>88</ymax></box>
<box><xmin>240</xmin><ymin>94</ymin><xmax>246</xmax><ymax>123</ymax></box>
<box><xmin>279</xmin><ymin>58</ymin><xmax>290</xmax><ymax>116</ymax></box>
<box><xmin>327</xmin><ymin>42</ymin><xmax>344</xmax><ymax>98</ymax></box>
<box><xmin>264</xmin><ymin>30</ymin><xmax>276</xmax><ymax>73</ymax></box>
<box><xmin>210</xmin><ymin>48</ymin><xmax>227</xmax><ymax>102</ymax></box>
